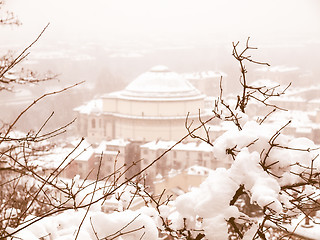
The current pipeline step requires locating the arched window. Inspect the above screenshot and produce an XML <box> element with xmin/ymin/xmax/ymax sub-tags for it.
<box><xmin>91</xmin><ymin>118</ymin><xmax>96</xmax><ymax>128</ymax></box>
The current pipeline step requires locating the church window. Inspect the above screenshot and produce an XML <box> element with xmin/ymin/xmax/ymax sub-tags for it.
<box><xmin>91</xmin><ymin>118</ymin><xmax>96</xmax><ymax>128</ymax></box>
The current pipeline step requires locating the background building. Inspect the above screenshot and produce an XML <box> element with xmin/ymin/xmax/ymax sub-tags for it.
<box><xmin>71</xmin><ymin>65</ymin><xmax>236</xmax><ymax>183</ymax></box>
<box><xmin>75</xmin><ymin>65</ymin><xmax>209</xmax><ymax>143</ymax></box>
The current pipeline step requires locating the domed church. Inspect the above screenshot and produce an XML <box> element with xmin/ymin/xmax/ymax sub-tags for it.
<box><xmin>75</xmin><ymin>65</ymin><xmax>209</xmax><ymax>143</ymax></box>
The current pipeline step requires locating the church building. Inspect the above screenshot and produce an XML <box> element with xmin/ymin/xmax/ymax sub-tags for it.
<box><xmin>74</xmin><ymin>65</ymin><xmax>209</xmax><ymax>143</ymax></box>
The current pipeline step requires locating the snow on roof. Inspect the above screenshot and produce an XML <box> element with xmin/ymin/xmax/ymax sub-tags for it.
<box><xmin>208</xmin><ymin>121</ymin><xmax>237</xmax><ymax>132</ymax></box>
<box><xmin>168</xmin><ymin>169</ymin><xmax>181</xmax><ymax>178</ymax></box>
<box><xmin>31</xmin><ymin>141</ymin><xmax>94</xmax><ymax>169</ymax></box>
<box><xmin>104</xmin><ymin>90</ymin><xmax>206</xmax><ymax>102</ymax></box>
<box><xmin>70</xmin><ymin>145</ymin><xmax>94</xmax><ymax>162</ymax></box>
<box><xmin>267</xmin><ymin>214</ymin><xmax>320</xmax><ymax>240</ymax></box>
<box><xmin>296</xmin><ymin>127</ymin><xmax>312</xmax><ymax>134</ymax></box>
<box><xmin>95</xmin><ymin>140</ymin><xmax>123</xmax><ymax>155</ymax></box>
<box><xmin>270</xmin><ymin>96</ymin><xmax>305</xmax><ymax>102</ymax></box>
<box><xmin>262</xmin><ymin>110</ymin><xmax>320</xmax><ymax>132</ymax></box>
<box><xmin>186</xmin><ymin>165</ymin><xmax>213</xmax><ymax>176</ymax></box>
<box><xmin>3</xmin><ymin>130</ymin><xmax>29</xmax><ymax>139</ymax></box>
<box><xmin>251</xmin><ymin>79</ymin><xmax>280</xmax><ymax>88</ymax></box>
<box><xmin>183</xmin><ymin>70</ymin><xmax>227</xmax><ymax>80</ymax></box>
<box><xmin>73</xmin><ymin>98</ymin><xmax>103</xmax><ymax>115</ymax></box>
<box><xmin>103</xmin><ymin>150</ymin><xmax>119</xmax><ymax>155</ymax></box>
<box><xmin>255</xmin><ymin>65</ymin><xmax>300</xmax><ymax>73</ymax></box>
<box><xmin>70</xmin><ymin>138</ymin><xmax>92</xmax><ymax>148</ymax></box>
<box><xmin>141</xmin><ymin>140</ymin><xmax>175</xmax><ymax>150</ymax></box>
<box><xmin>280</xmin><ymin>84</ymin><xmax>320</xmax><ymax>98</ymax></box>
<box><xmin>141</xmin><ymin>140</ymin><xmax>213</xmax><ymax>152</ymax></box>
<box><xmin>61</xmin><ymin>139</ymin><xmax>94</xmax><ymax>163</ymax></box>
<box><xmin>104</xmin><ymin>139</ymin><xmax>130</xmax><ymax>147</ymax></box>
<box><xmin>175</xmin><ymin>141</ymin><xmax>213</xmax><ymax>152</ymax></box>
<box><xmin>267</xmin><ymin>110</ymin><xmax>313</xmax><ymax>125</ymax></box>
<box><xmin>118</xmin><ymin>66</ymin><xmax>203</xmax><ymax>99</ymax></box>
<box><xmin>95</xmin><ymin>141</ymin><xmax>108</xmax><ymax>153</ymax></box>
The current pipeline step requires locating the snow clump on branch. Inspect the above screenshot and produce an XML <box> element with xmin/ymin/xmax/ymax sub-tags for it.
<box><xmin>172</xmin><ymin>120</ymin><xmax>320</xmax><ymax>239</ymax></box>
<box><xmin>11</xmin><ymin>209</ymin><xmax>158</xmax><ymax>240</ymax></box>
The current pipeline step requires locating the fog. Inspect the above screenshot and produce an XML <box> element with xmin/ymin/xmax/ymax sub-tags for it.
<box><xmin>1</xmin><ymin>0</ymin><xmax>320</xmax><ymax>132</ymax></box>
<box><xmin>3</xmin><ymin>0</ymin><xmax>320</xmax><ymax>45</ymax></box>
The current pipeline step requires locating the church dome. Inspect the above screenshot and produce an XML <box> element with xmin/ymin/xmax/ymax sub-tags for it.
<box><xmin>121</xmin><ymin>65</ymin><xmax>203</xmax><ymax>99</ymax></box>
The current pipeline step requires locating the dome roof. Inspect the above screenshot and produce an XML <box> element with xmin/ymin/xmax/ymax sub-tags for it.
<box><xmin>121</xmin><ymin>65</ymin><xmax>203</xmax><ymax>99</ymax></box>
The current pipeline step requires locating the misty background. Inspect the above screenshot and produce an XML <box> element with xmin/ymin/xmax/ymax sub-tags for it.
<box><xmin>0</xmin><ymin>0</ymin><xmax>320</xmax><ymax>134</ymax></box>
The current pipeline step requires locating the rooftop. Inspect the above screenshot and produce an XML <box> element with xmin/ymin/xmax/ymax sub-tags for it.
<box><xmin>141</xmin><ymin>140</ymin><xmax>213</xmax><ymax>152</ymax></box>
<box><xmin>117</xmin><ymin>65</ymin><xmax>204</xmax><ymax>99</ymax></box>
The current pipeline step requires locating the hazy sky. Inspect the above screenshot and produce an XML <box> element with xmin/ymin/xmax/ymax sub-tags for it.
<box><xmin>2</xmin><ymin>0</ymin><xmax>320</xmax><ymax>47</ymax></box>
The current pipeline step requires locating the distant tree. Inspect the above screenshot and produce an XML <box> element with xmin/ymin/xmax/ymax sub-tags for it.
<box><xmin>96</xmin><ymin>67</ymin><xmax>126</xmax><ymax>94</ymax></box>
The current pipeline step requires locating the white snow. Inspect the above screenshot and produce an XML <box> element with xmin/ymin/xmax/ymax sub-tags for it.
<box><xmin>121</xmin><ymin>66</ymin><xmax>203</xmax><ymax>99</ymax></box>
<box><xmin>30</xmin><ymin>139</ymin><xmax>93</xmax><ymax>170</ymax></box>
<box><xmin>9</xmin><ymin>89</ymin><xmax>320</xmax><ymax>240</ymax></box>
<box><xmin>183</xmin><ymin>70</ymin><xmax>227</xmax><ymax>80</ymax></box>
<box><xmin>73</xmin><ymin>98</ymin><xmax>103</xmax><ymax>115</ymax></box>
<box><xmin>186</xmin><ymin>165</ymin><xmax>213</xmax><ymax>176</ymax></box>
<box><xmin>141</xmin><ymin>139</ymin><xmax>213</xmax><ymax>153</ymax></box>
<box><xmin>169</xmin><ymin>119</ymin><xmax>320</xmax><ymax>238</ymax></box>
<box><xmin>255</xmin><ymin>65</ymin><xmax>300</xmax><ymax>73</ymax></box>
<box><xmin>12</xmin><ymin>209</ymin><xmax>158</xmax><ymax>240</ymax></box>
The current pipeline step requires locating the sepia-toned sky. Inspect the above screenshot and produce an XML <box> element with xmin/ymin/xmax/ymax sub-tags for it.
<box><xmin>1</xmin><ymin>0</ymin><xmax>319</xmax><ymax>131</ymax></box>
<box><xmin>2</xmin><ymin>0</ymin><xmax>320</xmax><ymax>47</ymax></box>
